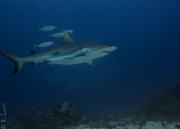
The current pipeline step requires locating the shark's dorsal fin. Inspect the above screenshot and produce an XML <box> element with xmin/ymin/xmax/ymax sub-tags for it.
<box><xmin>62</xmin><ymin>33</ymin><xmax>74</xmax><ymax>43</ymax></box>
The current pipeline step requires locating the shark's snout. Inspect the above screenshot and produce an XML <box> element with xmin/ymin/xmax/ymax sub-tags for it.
<box><xmin>109</xmin><ymin>46</ymin><xmax>117</xmax><ymax>52</ymax></box>
<box><xmin>101</xmin><ymin>45</ymin><xmax>117</xmax><ymax>53</ymax></box>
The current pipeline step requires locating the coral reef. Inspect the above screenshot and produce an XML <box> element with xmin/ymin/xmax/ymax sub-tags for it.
<box><xmin>134</xmin><ymin>83</ymin><xmax>180</xmax><ymax>122</ymax></box>
<box><xmin>7</xmin><ymin>83</ymin><xmax>180</xmax><ymax>129</ymax></box>
<box><xmin>7</xmin><ymin>102</ymin><xmax>87</xmax><ymax>129</ymax></box>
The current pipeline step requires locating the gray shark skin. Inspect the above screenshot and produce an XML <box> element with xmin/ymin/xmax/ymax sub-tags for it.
<box><xmin>0</xmin><ymin>33</ymin><xmax>117</xmax><ymax>74</ymax></box>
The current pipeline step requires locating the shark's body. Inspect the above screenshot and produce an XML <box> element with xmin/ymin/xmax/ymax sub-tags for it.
<box><xmin>0</xmin><ymin>33</ymin><xmax>117</xmax><ymax>74</ymax></box>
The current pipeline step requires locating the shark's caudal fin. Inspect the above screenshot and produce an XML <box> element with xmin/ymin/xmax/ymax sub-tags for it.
<box><xmin>0</xmin><ymin>50</ymin><xmax>25</xmax><ymax>74</ymax></box>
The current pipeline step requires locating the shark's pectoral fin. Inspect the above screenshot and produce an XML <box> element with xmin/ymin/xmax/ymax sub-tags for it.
<box><xmin>86</xmin><ymin>60</ymin><xmax>92</xmax><ymax>67</ymax></box>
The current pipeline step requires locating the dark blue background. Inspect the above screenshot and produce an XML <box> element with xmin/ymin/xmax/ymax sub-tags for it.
<box><xmin>0</xmin><ymin>0</ymin><xmax>180</xmax><ymax>116</ymax></box>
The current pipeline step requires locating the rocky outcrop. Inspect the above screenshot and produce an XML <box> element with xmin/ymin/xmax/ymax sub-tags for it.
<box><xmin>135</xmin><ymin>83</ymin><xmax>180</xmax><ymax>122</ymax></box>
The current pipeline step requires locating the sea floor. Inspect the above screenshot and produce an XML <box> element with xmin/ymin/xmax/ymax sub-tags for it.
<box><xmin>64</xmin><ymin>121</ymin><xmax>180</xmax><ymax>129</ymax></box>
<box><xmin>9</xmin><ymin>116</ymin><xmax>180</xmax><ymax>129</ymax></box>
<box><xmin>8</xmin><ymin>84</ymin><xmax>180</xmax><ymax>129</ymax></box>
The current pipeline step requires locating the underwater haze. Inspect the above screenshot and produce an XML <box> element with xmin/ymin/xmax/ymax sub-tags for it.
<box><xmin>0</xmin><ymin>0</ymin><xmax>180</xmax><ymax>116</ymax></box>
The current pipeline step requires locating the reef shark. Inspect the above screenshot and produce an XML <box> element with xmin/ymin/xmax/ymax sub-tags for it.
<box><xmin>0</xmin><ymin>33</ymin><xmax>117</xmax><ymax>74</ymax></box>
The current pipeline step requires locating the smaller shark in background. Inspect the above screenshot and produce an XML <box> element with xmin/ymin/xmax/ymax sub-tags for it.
<box><xmin>0</xmin><ymin>32</ymin><xmax>117</xmax><ymax>74</ymax></box>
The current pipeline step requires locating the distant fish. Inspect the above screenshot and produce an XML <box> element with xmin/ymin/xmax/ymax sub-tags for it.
<box><xmin>38</xmin><ymin>26</ymin><xmax>56</xmax><ymax>32</ymax></box>
<box><xmin>48</xmin><ymin>30</ymin><xmax>74</xmax><ymax>38</ymax></box>
<box><xmin>48</xmin><ymin>32</ymin><xmax>64</xmax><ymax>38</ymax></box>
<box><xmin>62</xmin><ymin>30</ymin><xmax>73</xmax><ymax>34</ymax></box>
<box><xmin>33</xmin><ymin>41</ymin><xmax>54</xmax><ymax>49</ymax></box>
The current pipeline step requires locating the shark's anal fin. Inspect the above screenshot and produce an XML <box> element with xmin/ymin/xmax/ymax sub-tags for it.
<box><xmin>86</xmin><ymin>60</ymin><xmax>92</xmax><ymax>67</ymax></box>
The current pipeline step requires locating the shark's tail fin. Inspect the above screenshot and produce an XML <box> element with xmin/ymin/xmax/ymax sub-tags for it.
<box><xmin>38</xmin><ymin>28</ymin><xmax>41</xmax><ymax>32</ymax></box>
<box><xmin>0</xmin><ymin>50</ymin><xmax>25</xmax><ymax>74</ymax></box>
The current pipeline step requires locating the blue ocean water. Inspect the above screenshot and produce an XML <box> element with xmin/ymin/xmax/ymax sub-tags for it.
<box><xmin>0</xmin><ymin>0</ymin><xmax>180</xmax><ymax>117</ymax></box>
